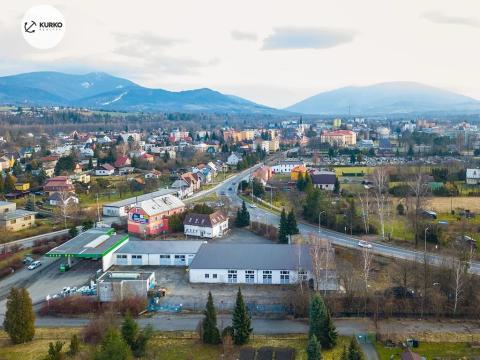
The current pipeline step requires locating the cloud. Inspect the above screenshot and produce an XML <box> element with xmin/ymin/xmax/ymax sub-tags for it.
<box><xmin>421</xmin><ymin>11</ymin><xmax>480</xmax><ymax>28</ymax></box>
<box><xmin>231</xmin><ymin>30</ymin><xmax>257</xmax><ymax>41</ymax></box>
<box><xmin>112</xmin><ymin>32</ymin><xmax>219</xmax><ymax>75</ymax></box>
<box><xmin>262</xmin><ymin>27</ymin><xmax>355</xmax><ymax>50</ymax></box>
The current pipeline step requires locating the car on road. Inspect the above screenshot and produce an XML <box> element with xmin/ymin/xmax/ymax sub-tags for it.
<box><xmin>249</xmin><ymin>204</ymin><xmax>257</xmax><ymax>208</ymax></box>
<box><xmin>358</xmin><ymin>240</ymin><xmax>373</xmax><ymax>249</ymax></box>
<box><xmin>228</xmin><ymin>187</ymin><xmax>233</xmax><ymax>191</ymax></box>
<box><xmin>23</xmin><ymin>256</ymin><xmax>34</xmax><ymax>265</ymax></box>
<box><xmin>27</xmin><ymin>260</ymin><xmax>42</xmax><ymax>270</ymax></box>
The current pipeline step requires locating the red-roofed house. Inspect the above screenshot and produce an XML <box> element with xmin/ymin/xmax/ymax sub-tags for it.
<box><xmin>114</xmin><ymin>155</ymin><xmax>131</xmax><ymax>168</ymax></box>
<box><xmin>181</xmin><ymin>172</ymin><xmax>200</xmax><ymax>191</ymax></box>
<box><xmin>43</xmin><ymin>176</ymin><xmax>75</xmax><ymax>195</ymax></box>
<box><xmin>95</xmin><ymin>164</ymin><xmax>115</xmax><ymax>176</ymax></box>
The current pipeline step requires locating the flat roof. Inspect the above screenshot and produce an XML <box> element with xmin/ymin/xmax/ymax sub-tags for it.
<box><xmin>103</xmin><ymin>188</ymin><xmax>177</xmax><ymax>209</ymax></box>
<box><xmin>190</xmin><ymin>243</ymin><xmax>318</xmax><ymax>271</ymax></box>
<box><xmin>0</xmin><ymin>209</ymin><xmax>36</xmax><ymax>221</ymax></box>
<box><xmin>115</xmin><ymin>240</ymin><xmax>205</xmax><ymax>255</ymax></box>
<box><xmin>98</xmin><ymin>271</ymin><xmax>154</xmax><ymax>283</ymax></box>
<box><xmin>47</xmin><ymin>228</ymin><xmax>128</xmax><ymax>258</ymax></box>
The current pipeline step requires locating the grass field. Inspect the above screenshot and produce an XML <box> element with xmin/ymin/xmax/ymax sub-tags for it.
<box><xmin>333</xmin><ymin>166</ymin><xmax>373</xmax><ymax>177</ymax></box>
<box><xmin>0</xmin><ymin>329</ymin><xmax>350</xmax><ymax>360</ymax></box>
<box><xmin>374</xmin><ymin>341</ymin><xmax>480</xmax><ymax>359</ymax></box>
<box><xmin>426</xmin><ymin>196</ymin><xmax>480</xmax><ymax>213</ymax></box>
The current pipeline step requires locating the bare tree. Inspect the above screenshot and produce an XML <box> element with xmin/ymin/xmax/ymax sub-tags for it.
<box><xmin>307</xmin><ymin>233</ymin><xmax>333</xmax><ymax>293</ymax></box>
<box><xmin>55</xmin><ymin>190</ymin><xmax>78</xmax><ymax>229</ymax></box>
<box><xmin>361</xmin><ymin>245</ymin><xmax>374</xmax><ymax>314</ymax></box>
<box><xmin>358</xmin><ymin>186</ymin><xmax>371</xmax><ymax>235</ymax></box>
<box><xmin>371</xmin><ymin>167</ymin><xmax>389</xmax><ymax>240</ymax></box>
<box><xmin>407</xmin><ymin>170</ymin><xmax>430</xmax><ymax>247</ymax></box>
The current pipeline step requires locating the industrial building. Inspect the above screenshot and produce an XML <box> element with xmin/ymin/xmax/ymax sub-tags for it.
<box><xmin>188</xmin><ymin>243</ymin><xmax>338</xmax><ymax>290</ymax></box>
<box><xmin>97</xmin><ymin>271</ymin><xmax>155</xmax><ymax>302</ymax></box>
<box><xmin>113</xmin><ymin>240</ymin><xmax>204</xmax><ymax>266</ymax></box>
<box><xmin>46</xmin><ymin>227</ymin><xmax>129</xmax><ymax>271</ymax></box>
<box><xmin>102</xmin><ymin>188</ymin><xmax>178</xmax><ymax>217</ymax></box>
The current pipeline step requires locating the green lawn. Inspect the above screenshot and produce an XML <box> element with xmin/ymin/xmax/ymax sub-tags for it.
<box><xmin>375</xmin><ymin>341</ymin><xmax>480</xmax><ymax>359</ymax></box>
<box><xmin>0</xmin><ymin>329</ymin><xmax>350</xmax><ymax>360</ymax></box>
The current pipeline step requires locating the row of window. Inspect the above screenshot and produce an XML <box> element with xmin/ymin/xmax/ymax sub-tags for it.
<box><xmin>203</xmin><ymin>270</ymin><xmax>292</xmax><ymax>284</ymax></box>
<box><xmin>116</xmin><ymin>254</ymin><xmax>186</xmax><ymax>260</ymax></box>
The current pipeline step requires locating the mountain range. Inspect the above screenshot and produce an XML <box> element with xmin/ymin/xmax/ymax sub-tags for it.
<box><xmin>286</xmin><ymin>82</ymin><xmax>480</xmax><ymax>115</ymax></box>
<box><xmin>0</xmin><ymin>71</ymin><xmax>479</xmax><ymax>115</ymax></box>
<box><xmin>0</xmin><ymin>71</ymin><xmax>277</xmax><ymax>114</ymax></box>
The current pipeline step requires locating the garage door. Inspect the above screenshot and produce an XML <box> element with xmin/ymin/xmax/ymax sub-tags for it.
<box><xmin>160</xmin><ymin>254</ymin><xmax>171</xmax><ymax>266</ymax></box>
<box><xmin>174</xmin><ymin>254</ymin><xmax>186</xmax><ymax>266</ymax></box>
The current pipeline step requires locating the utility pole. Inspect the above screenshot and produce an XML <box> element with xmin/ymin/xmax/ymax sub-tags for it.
<box><xmin>422</xmin><ymin>227</ymin><xmax>429</xmax><ymax>318</ymax></box>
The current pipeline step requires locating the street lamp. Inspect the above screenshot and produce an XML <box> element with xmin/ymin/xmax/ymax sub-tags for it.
<box><xmin>318</xmin><ymin>211</ymin><xmax>326</xmax><ymax>234</ymax></box>
<box><xmin>424</xmin><ymin>227</ymin><xmax>429</xmax><ymax>254</ymax></box>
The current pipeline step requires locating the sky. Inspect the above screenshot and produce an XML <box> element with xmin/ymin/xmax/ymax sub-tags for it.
<box><xmin>2</xmin><ymin>0</ymin><xmax>480</xmax><ymax>108</ymax></box>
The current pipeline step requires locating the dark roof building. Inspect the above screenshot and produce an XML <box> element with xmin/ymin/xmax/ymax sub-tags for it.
<box><xmin>184</xmin><ymin>211</ymin><xmax>228</xmax><ymax>228</ymax></box>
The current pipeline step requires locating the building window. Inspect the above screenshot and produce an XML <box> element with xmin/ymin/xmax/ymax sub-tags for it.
<box><xmin>228</xmin><ymin>270</ymin><xmax>237</xmax><ymax>283</ymax></box>
<box><xmin>280</xmin><ymin>270</ymin><xmax>290</xmax><ymax>284</ymax></box>
<box><xmin>160</xmin><ymin>255</ymin><xmax>170</xmax><ymax>259</ymax></box>
<box><xmin>10</xmin><ymin>219</ymin><xmax>16</xmax><ymax>224</ymax></box>
<box><xmin>205</xmin><ymin>274</ymin><xmax>210</xmax><ymax>279</ymax></box>
<box><xmin>262</xmin><ymin>270</ymin><xmax>272</xmax><ymax>284</ymax></box>
<box><xmin>299</xmin><ymin>271</ymin><xmax>308</xmax><ymax>281</ymax></box>
<box><xmin>213</xmin><ymin>274</ymin><xmax>217</xmax><ymax>279</ymax></box>
<box><xmin>245</xmin><ymin>270</ymin><xmax>255</xmax><ymax>284</ymax></box>
<box><xmin>132</xmin><ymin>255</ymin><xmax>142</xmax><ymax>259</ymax></box>
<box><xmin>116</xmin><ymin>255</ymin><xmax>127</xmax><ymax>259</ymax></box>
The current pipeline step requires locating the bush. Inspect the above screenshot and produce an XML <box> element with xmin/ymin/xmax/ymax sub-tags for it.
<box><xmin>39</xmin><ymin>296</ymin><xmax>100</xmax><ymax>316</ymax></box>
<box><xmin>111</xmin><ymin>297</ymin><xmax>147</xmax><ymax>316</ymax></box>
<box><xmin>82</xmin><ymin>313</ymin><xmax>118</xmax><ymax>344</ymax></box>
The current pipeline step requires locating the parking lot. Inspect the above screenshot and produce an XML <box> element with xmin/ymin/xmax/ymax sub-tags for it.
<box><xmin>113</xmin><ymin>265</ymin><xmax>297</xmax><ymax>312</ymax></box>
<box><xmin>0</xmin><ymin>257</ymin><xmax>100</xmax><ymax>323</ymax></box>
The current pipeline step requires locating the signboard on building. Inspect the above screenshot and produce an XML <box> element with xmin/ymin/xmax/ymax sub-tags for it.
<box><xmin>131</xmin><ymin>213</ymin><xmax>149</xmax><ymax>224</ymax></box>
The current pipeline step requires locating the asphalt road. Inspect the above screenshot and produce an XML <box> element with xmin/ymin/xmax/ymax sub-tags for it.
<box><xmin>216</xmin><ymin>164</ymin><xmax>480</xmax><ymax>275</ymax></box>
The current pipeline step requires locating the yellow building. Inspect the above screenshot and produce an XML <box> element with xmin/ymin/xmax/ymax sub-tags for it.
<box><xmin>14</xmin><ymin>182</ymin><xmax>30</xmax><ymax>191</ymax></box>
<box><xmin>333</xmin><ymin>118</ymin><xmax>342</xmax><ymax>128</ymax></box>
<box><xmin>320</xmin><ymin>130</ymin><xmax>356</xmax><ymax>147</ymax></box>
<box><xmin>290</xmin><ymin>165</ymin><xmax>308</xmax><ymax>181</ymax></box>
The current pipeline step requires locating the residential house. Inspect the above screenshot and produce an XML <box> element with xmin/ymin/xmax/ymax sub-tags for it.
<box><xmin>252</xmin><ymin>166</ymin><xmax>272</xmax><ymax>185</ymax></box>
<box><xmin>127</xmin><ymin>194</ymin><xmax>186</xmax><ymax>236</ymax></box>
<box><xmin>145</xmin><ymin>170</ymin><xmax>162</xmax><ymax>179</ymax></box>
<box><xmin>43</xmin><ymin>176</ymin><xmax>75</xmax><ymax>195</ymax></box>
<box><xmin>181</xmin><ymin>172</ymin><xmax>201</xmax><ymax>191</ymax></box>
<box><xmin>47</xmin><ymin>192</ymin><xmax>79</xmax><ymax>207</ymax></box>
<box><xmin>94</xmin><ymin>164</ymin><xmax>115</xmax><ymax>176</ymax></box>
<box><xmin>0</xmin><ymin>155</ymin><xmax>13</xmax><ymax>172</ymax></box>
<box><xmin>271</xmin><ymin>160</ymin><xmax>304</xmax><ymax>174</ymax></box>
<box><xmin>466</xmin><ymin>168</ymin><xmax>480</xmax><ymax>185</ymax></box>
<box><xmin>0</xmin><ymin>201</ymin><xmax>36</xmax><ymax>232</ymax></box>
<box><xmin>290</xmin><ymin>165</ymin><xmax>308</xmax><ymax>181</ymax></box>
<box><xmin>227</xmin><ymin>152</ymin><xmax>242</xmax><ymax>166</ymax></box>
<box><xmin>311</xmin><ymin>172</ymin><xmax>337</xmax><ymax>191</ymax></box>
<box><xmin>114</xmin><ymin>155</ymin><xmax>131</xmax><ymax>168</ymax></box>
<box><xmin>171</xmin><ymin>179</ymin><xmax>193</xmax><ymax>198</ymax></box>
<box><xmin>184</xmin><ymin>211</ymin><xmax>229</xmax><ymax>238</ymax></box>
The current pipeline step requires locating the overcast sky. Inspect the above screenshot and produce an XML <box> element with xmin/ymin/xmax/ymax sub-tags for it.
<box><xmin>2</xmin><ymin>0</ymin><xmax>480</xmax><ymax>108</ymax></box>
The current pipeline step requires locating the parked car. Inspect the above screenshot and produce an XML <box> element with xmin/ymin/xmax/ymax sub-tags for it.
<box><xmin>249</xmin><ymin>204</ymin><xmax>257</xmax><ymax>208</ymax></box>
<box><xmin>23</xmin><ymin>256</ymin><xmax>34</xmax><ymax>265</ymax></box>
<box><xmin>358</xmin><ymin>240</ymin><xmax>373</xmax><ymax>249</ymax></box>
<box><xmin>27</xmin><ymin>261</ymin><xmax>41</xmax><ymax>270</ymax></box>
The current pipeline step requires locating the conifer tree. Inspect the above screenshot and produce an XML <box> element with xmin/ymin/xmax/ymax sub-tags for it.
<box><xmin>278</xmin><ymin>208</ymin><xmax>289</xmax><ymax>243</ymax></box>
<box><xmin>68</xmin><ymin>334</ymin><xmax>80</xmax><ymax>356</ymax></box>
<box><xmin>3</xmin><ymin>287</ymin><xmax>35</xmax><ymax>344</ymax></box>
<box><xmin>0</xmin><ymin>174</ymin><xmax>4</xmax><ymax>193</ymax></box>
<box><xmin>4</xmin><ymin>173</ymin><xmax>16</xmax><ymax>193</ymax></box>
<box><xmin>307</xmin><ymin>334</ymin><xmax>322</xmax><ymax>360</ymax></box>
<box><xmin>94</xmin><ymin>328</ymin><xmax>131</xmax><ymax>360</ymax></box>
<box><xmin>121</xmin><ymin>314</ymin><xmax>138</xmax><ymax>349</ymax></box>
<box><xmin>287</xmin><ymin>209</ymin><xmax>299</xmax><ymax>235</ymax></box>
<box><xmin>235</xmin><ymin>201</ymin><xmax>250</xmax><ymax>227</ymax></box>
<box><xmin>309</xmin><ymin>294</ymin><xmax>337</xmax><ymax>349</ymax></box>
<box><xmin>202</xmin><ymin>292</ymin><xmax>221</xmax><ymax>344</ymax></box>
<box><xmin>232</xmin><ymin>288</ymin><xmax>252</xmax><ymax>345</ymax></box>
<box><xmin>45</xmin><ymin>341</ymin><xmax>64</xmax><ymax>360</ymax></box>
<box><xmin>347</xmin><ymin>337</ymin><xmax>365</xmax><ymax>360</ymax></box>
